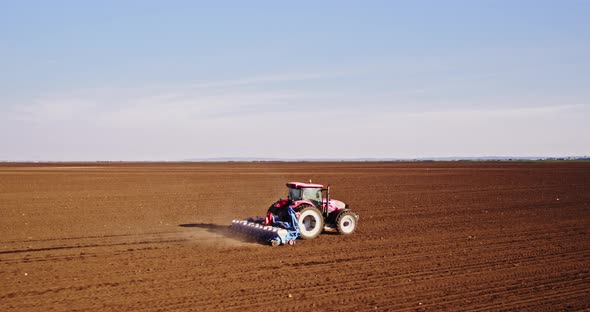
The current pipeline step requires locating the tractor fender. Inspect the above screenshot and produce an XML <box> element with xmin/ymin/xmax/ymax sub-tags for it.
<box><xmin>326</xmin><ymin>208</ymin><xmax>359</xmax><ymax>224</ymax></box>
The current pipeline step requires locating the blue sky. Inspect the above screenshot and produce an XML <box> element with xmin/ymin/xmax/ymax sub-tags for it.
<box><xmin>1</xmin><ymin>1</ymin><xmax>589</xmax><ymax>160</ymax></box>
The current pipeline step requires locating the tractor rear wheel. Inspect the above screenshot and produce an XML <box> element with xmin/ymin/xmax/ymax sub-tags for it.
<box><xmin>336</xmin><ymin>210</ymin><xmax>357</xmax><ymax>235</ymax></box>
<box><xmin>297</xmin><ymin>205</ymin><xmax>324</xmax><ymax>239</ymax></box>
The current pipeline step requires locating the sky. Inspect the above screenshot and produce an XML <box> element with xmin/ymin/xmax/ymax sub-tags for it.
<box><xmin>1</xmin><ymin>1</ymin><xmax>589</xmax><ymax>161</ymax></box>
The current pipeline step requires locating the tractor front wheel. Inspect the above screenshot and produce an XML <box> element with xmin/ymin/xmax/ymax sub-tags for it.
<box><xmin>336</xmin><ymin>210</ymin><xmax>357</xmax><ymax>235</ymax></box>
<box><xmin>297</xmin><ymin>206</ymin><xmax>324</xmax><ymax>239</ymax></box>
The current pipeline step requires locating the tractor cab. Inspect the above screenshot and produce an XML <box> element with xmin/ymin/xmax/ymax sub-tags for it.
<box><xmin>287</xmin><ymin>182</ymin><xmax>324</xmax><ymax>208</ymax></box>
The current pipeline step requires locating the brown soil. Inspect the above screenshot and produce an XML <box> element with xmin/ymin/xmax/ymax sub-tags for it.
<box><xmin>1</xmin><ymin>162</ymin><xmax>589</xmax><ymax>311</ymax></box>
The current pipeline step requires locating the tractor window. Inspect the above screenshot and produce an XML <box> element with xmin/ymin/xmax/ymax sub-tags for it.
<box><xmin>302</xmin><ymin>188</ymin><xmax>322</xmax><ymax>202</ymax></box>
<box><xmin>288</xmin><ymin>188</ymin><xmax>301</xmax><ymax>201</ymax></box>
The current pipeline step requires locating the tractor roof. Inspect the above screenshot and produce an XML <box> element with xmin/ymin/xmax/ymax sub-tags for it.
<box><xmin>286</xmin><ymin>182</ymin><xmax>324</xmax><ymax>189</ymax></box>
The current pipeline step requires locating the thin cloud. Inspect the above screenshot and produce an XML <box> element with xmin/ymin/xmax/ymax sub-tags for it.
<box><xmin>397</xmin><ymin>104</ymin><xmax>585</xmax><ymax>118</ymax></box>
<box><xmin>185</xmin><ymin>72</ymin><xmax>343</xmax><ymax>89</ymax></box>
<box><xmin>2</xmin><ymin>70</ymin><xmax>588</xmax><ymax>161</ymax></box>
<box><xmin>6</xmin><ymin>71</ymin><xmax>342</xmax><ymax>125</ymax></box>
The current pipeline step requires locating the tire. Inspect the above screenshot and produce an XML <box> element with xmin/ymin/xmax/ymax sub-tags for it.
<box><xmin>336</xmin><ymin>210</ymin><xmax>357</xmax><ymax>235</ymax></box>
<box><xmin>297</xmin><ymin>205</ymin><xmax>324</xmax><ymax>239</ymax></box>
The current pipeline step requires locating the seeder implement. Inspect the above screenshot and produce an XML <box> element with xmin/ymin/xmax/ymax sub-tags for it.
<box><xmin>230</xmin><ymin>219</ymin><xmax>298</xmax><ymax>246</ymax></box>
<box><xmin>230</xmin><ymin>204</ymin><xmax>301</xmax><ymax>246</ymax></box>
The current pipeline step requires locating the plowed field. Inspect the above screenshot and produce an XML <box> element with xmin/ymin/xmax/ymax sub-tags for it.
<box><xmin>1</xmin><ymin>162</ymin><xmax>589</xmax><ymax>311</ymax></box>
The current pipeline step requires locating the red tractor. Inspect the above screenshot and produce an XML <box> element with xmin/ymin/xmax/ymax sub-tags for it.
<box><xmin>265</xmin><ymin>182</ymin><xmax>359</xmax><ymax>239</ymax></box>
<box><xmin>232</xmin><ymin>182</ymin><xmax>358</xmax><ymax>245</ymax></box>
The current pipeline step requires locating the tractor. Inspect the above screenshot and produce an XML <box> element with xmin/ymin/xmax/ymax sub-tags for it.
<box><xmin>231</xmin><ymin>182</ymin><xmax>359</xmax><ymax>246</ymax></box>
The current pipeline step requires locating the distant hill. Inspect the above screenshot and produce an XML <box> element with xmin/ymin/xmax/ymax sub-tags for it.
<box><xmin>182</xmin><ymin>156</ymin><xmax>590</xmax><ymax>162</ymax></box>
